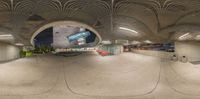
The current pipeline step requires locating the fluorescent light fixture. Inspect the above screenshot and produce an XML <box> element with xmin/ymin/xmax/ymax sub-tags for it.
<box><xmin>196</xmin><ymin>35</ymin><xmax>200</xmax><ymax>38</ymax></box>
<box><xmin>195</xmin><ymin>35</ymin><xmax>200</xmax><ymax>40</ymax></box>
<box><xmin>102</xmin><ymin>40</ymin><xmax>111</xmax><ymax>44</ymax></box>
<box><xmin>15</xmin><ymin>43</ymin><xmax>24</xmax><ymax>46</ymax></box>
<box><xmin>115</xmin><ymin>39</ymin><xmax>129</xmax><ymax>44</ymax></box>
<box><xmin>0</xmin><ymin>34</ymin><xmax>13</xmax><ymax>37</ymax></box>
<box><xmin>123</xmin><ymin>42</ymin><xmax>130</xmax><ymax>45</ymax></box>
<box><xmin>131</xmin><ymin>41</ymin><xmax>141</xmax><ymax>45</ymax></box>
<box><xmin>144</xmin><ymin>40</ymin><xmax>152</xmax><ymax>44</ymax></box>
<box><xmin>178</xmin><ymin>33</ymin><xmax>190</xmax><ymax>39</ymax></box>
<box><xmin>119</xmin><ymin>27</ymin><xmax>138</xmax><ymax>34</ymax></box>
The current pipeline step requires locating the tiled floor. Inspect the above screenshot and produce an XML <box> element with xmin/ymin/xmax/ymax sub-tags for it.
<box><xmin>0</xmin><ymin>52</ymin><xmax>200</xmax><ymax>99</ymax></box>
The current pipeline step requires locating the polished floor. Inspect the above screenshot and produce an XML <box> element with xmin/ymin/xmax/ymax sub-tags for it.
<box><xmin>0</xmin><ymin>52</ymin><xmax>200</xmax><ymax>99</ymax></box>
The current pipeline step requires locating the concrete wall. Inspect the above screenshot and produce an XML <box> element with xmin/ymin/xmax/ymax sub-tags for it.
<box><xmin>132</xmin><ymin>50</ymin><xmax>174</xmax><ymax>60</ymax></box>
<box><xmin>132</xmin><ymin>41</ymin><xmax>200</xmax><ymax>62</ymax></box>
<box><xmin>175</xmin><ymin>41</ymin><xmax>200</xmax><ymax>62</ymax></box>
<box><xmin>0</xmin><ymin>42</ymin><xmax>20</xmax><ymax>62</ymax></box>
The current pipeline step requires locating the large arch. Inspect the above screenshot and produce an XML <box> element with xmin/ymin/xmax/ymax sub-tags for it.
<box><xmin>30</xmin><ymin>20</ymin><xmax>102</xmax><ymax>46</ymax></box>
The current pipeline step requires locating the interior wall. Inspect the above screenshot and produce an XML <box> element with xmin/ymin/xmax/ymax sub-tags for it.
<box><xmin>132</xmin><ymin>50</ymin><xmax>173</xmax><ymax>60</ymax></box>
<box><xmin>175</xmin><ymin>41</ymin><xmax>200</xmax><ymax>62</ymax></box>
<box><xmin>0</xmin><ymin>42</ymin><xmax>20</xmax><ymax>62</ymax></box>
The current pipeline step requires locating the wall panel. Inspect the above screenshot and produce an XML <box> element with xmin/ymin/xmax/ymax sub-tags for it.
<box><xmin>0</xmin><ymin>42</ymin><xmax>20</xmax><ymax>62</ymax></box>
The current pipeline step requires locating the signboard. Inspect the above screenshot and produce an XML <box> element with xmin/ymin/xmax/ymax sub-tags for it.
<box><xmin>67</xmin><ymin>31</ymin><xmax>91</xmax><ymax>42</ymax></box>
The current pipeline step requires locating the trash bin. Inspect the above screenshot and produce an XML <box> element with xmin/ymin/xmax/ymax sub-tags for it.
<box><xmin>171</xmin><ymin>54</ymin><xmax>178</xmax><ymax>62</ymax></box>
<box><xmin>180</xmin><ymin>56</ymin><xmax>188</xmax><ymax>63</ymax></box>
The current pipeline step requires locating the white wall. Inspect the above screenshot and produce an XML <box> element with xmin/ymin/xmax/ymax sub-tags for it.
<box><xmin>0</xmin><ymin>42</ymin><xmax>20</xmax><ymax>62</ymax></box>
<box><xmin>175</xmin><ymin>41</ymin><xmax>200</xmax><ymax>62</ymax></box>
<box><xmin>132</xmin><ymin>50</ymin><xmax>174</xmax><ymax>60</ymax></box>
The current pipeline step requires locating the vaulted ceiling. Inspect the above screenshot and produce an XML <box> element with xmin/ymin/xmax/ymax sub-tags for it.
<box><xmin>0</xmin><ymin>0</ymin><xmax>200</xmax><ymax>45</ymax></box>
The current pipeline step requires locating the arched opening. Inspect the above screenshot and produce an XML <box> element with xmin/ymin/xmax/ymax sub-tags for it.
<box><xmin>31</xmin><ymin>21</ymin><xmax>102</xmax><ymax>49</ymax></box>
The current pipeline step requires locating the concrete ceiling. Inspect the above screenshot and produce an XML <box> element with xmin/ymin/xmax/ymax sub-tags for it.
<box><xmin>0</xmin><ymin>0</ymin><xmax>200</xmax><ymax>45</ymax></box>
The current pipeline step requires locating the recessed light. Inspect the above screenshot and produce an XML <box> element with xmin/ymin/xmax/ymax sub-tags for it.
<box><xmin>119</xmin><ymin>27</ymin><xmax>138</xmax><ymax>34</ymax></box>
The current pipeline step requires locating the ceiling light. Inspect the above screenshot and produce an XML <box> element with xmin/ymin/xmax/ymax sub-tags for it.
<box><xmin>15</xmin><ymin>43</ymin><xmax>24</xmax><ymax>46</ymax></box>
<box><xmin>131</xmin><ymin>41</ymin><xmax>141</xmax><ymax>45</ymax></box>
<box><xmin>115</xmin><ymin>39</ymin><xmax>129</xmax><ymax>44</ymax></box>
<box><xmin>196</xmin><ymin>35</ymin><xmax>200</xmax><ymax>38</ymax></box>
<box><xmin>0</xmin><ymin>34</ymin><xmax>13</xmax><ymax>37</ymax></box>
<box><xmin>101</xmin><ymin>40</ymin><xmax>111</xmax><ymax>44</ymax></box>
<box><xmin>123</xmin><ymin>42</ymin><xmax>130</xmax><ymax>45</ymax></box>
<box><xmin>195</xmin><ymin>35</ymin><xmax>200</xmax><ymax>40</ymax></box>
<box><xmin>144</xmin><ymin>40</ymin><xmax>152</xmax><ymax>44</ymax></box>
<box><xmin>178</xmin><ymin>33</ymin><xmax>191</xmax><ymax>40</ymax></box>
<box><xmin>119</xmin><ymin>27</ymin><xmax>138</xmax><ymax>34</ymax></box>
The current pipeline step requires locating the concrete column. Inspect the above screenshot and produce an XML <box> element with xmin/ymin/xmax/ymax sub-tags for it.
<box><xmin>0</xmin><ymin>42</ymin><xmax>20</xmax><ymax>62</ymax></box>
